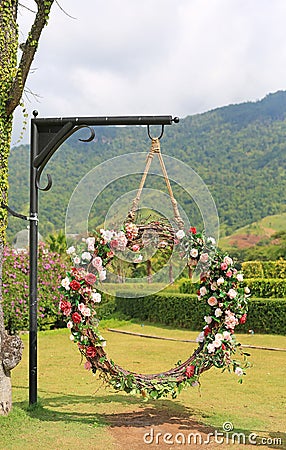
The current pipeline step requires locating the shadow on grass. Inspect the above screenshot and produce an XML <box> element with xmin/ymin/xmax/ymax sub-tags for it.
<box><xmin>14</xmin><ymin>389</ymin><xmax>285</xmax><ymax>447</ymax></box>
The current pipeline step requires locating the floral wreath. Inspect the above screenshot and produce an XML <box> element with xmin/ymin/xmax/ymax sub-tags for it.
<box><xmin>59</xmin><ymin>222</ymin><xmax>250</xmax><ymax>400</ymax></box>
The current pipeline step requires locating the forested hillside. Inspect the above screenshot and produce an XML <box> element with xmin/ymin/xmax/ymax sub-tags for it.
<box><xmin>7</xmin><ymin>91</ymin><xmax>286</xmax><ymax>241</ymax></box>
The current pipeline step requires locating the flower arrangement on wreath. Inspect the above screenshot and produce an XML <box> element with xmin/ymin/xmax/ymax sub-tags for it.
<box><xmin>59</xmin><ymin>222</ymin><xmax>251</xmax><ymax>400</ymax></box>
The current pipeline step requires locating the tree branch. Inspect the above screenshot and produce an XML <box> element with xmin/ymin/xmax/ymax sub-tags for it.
<box><xmin>5</xmin><ymin>0</ymin><xmax>55</xmax><ymax>116</ymax></box>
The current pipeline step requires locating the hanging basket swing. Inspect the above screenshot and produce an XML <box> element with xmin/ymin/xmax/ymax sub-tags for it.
<box><xmin>59</xmin><ymin>129</ymin><xmax>250</xmax><ymax>400</ymax></box>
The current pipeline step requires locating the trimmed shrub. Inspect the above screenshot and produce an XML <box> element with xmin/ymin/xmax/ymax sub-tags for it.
<box><xmin>115</xmin><ymin>293</ymin><xmax>286</xmax><ymax>335</ymax></box>
<box><xmin>242</xmin><ymin>260</ymin><xmax>286</xmax><ymax>279</ymax></box>
<box><xmin>2</xmin><ymin>244</ymin><xmax>69</xmax><ymax>333</ymax></box>
<box><xmin>245</xmin><ymin>278</ymin><xmax>286</xmax><ymax>298</ymax></box>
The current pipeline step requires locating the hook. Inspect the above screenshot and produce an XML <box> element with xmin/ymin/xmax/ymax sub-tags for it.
<box><xmin>147</xmin><ymin>124</ymin><xmax>164</xmax><ymax>140</ymax></box>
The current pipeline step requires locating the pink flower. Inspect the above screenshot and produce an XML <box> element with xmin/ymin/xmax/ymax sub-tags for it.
<box><xmin>86</xmin><ymin>237</ymin><xmax>95</xmax><ymax>252</ymax></box>
<box><xmin>85</xmin><ymin>273</ymin><xmax>97</xmax><ymax>285</ymax></box>
<box><xmin>185</xmin><ymin>365</ymin><xmax>195</xmax><ymax>378</ymax></box>
<box><xmin>84</xmin><ymin>361</ymin><xmax>92</xmax><ymax>370</ymax></box>
<box><xmin>72</xmin><ymin>312</ymin><xmax>82</xmax><ymax>324</ymax></box>
<box><xmin>240</xmin><ymin>313</ymin><xmax>247</xmax><ymax>324</ymax></box>
<box><xmin>200</xmin><ymin>253</ymin><xmax>209</xmax><ymax>263</ymax></box>
<box><xmin>225</xmin><ymin>270</ymin><xmax>232</xmax><ymax>277</ymax></box>
<box><xmin>224</xmin><ymin>256</ymin><xmax>233</xmax><ymax>266</ymax></box>
<box><xmin>92</xmin><ymin>256</ymin><xmax>103</xmax><ymax>269</ymax></box>
<box><xmin>220</xmin><ymin>262</ymin><xmax>228</xmax><ymax>271</ymax></box>
<box><xmin>227</xmin><ymin>289</ymin><xmax>237</xmax><ymax>299</ymax></box>
<box><xmin>207</xmin><ymin>296</ymin><xmax>218</xmax><ymax>306</ymax></box>
<box><xmin>132</xmin><ymin>244</ymin><xmax>140</xmax><ymax>252</ymax></box>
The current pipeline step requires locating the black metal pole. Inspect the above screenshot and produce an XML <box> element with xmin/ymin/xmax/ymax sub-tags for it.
<box><xmin>29</xmin><ymin>119</ymin><xmax>39</xmax><ymax>405</ymax></box>
<box><xmin>28</xmin><ymin>113</ymin><xmax>179</xmax><ymax>405</ymax></box>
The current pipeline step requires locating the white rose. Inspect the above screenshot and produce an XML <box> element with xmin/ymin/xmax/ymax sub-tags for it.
<box><xmin>236</xmin><ymin>273</ymin><xmax>244</xmax><ymax>282</ymax></box>
<box><xmin>73</xmin><ymin>256</ymin><xmax>81</xmax><ymax>265</ymax></box>
<box><xmin>176</xmin><ymin>230</ymin><xmax>185</xmax><ymax>239</ymax></box>
<box><xmin>224</xmin><ymin>256</ymin><xmax>233</xmax><ymax>266</ymax></box>
<box><xmin>196</xmin><ymin>331</ymin><xmax>205</xmax><ymax>343</ymax></box>
<box><xmin>204</xmin><ymin>315</ymin><xmax>212</xmax><ymax>324</ymax></box>
<box><xmin>81</xmin><ymin>251</ymin><xmax>92</xmax><ymax>262</ymax></box>
<box><xmin>207</xmin><ymin>343</ymin><xmax>216</xmax><ymax>353</ymax></box>
<box><xmin>244</xmin><ymin>286</ymin><xmax>251</xmax><ymax>294</ymax></box>
<box><xmin>227</xmin><ymin>288</ymin><xmax>237</xmax><ymax>299</ymax></box>
<box><xmin>91</xmin><ymin>292</ymin><xmax>101</xmax><ymax>303</ymax></box>
<box><xmin>61</xmin><ymin>276</ymin><xmax>70</xmax><ymax>290</ymax></box>
<box><xmin>215</xmin><ymin>308</ymin><xmax>223</xmax><ymax>317</ymax></box>
<box><xmin>199</xmin><ymin>286</ymin><xmax>207</xmax><ymax>297</ymax></box>
<box><xmin>235</xmin><ymin>367</ymin><xmax>244</xmax><ymax>376</ymax></box>
<box><xmin>190</xmin><ymin>248</ymin><xmax>198</xmax><ymax>258</ymax></box>
<box><xmin>217</xmin><ymin>277</ymin><xmax>225</xmax><ymax>285</ymax></box>
<box><xmin>66</xmin><ymin>246</ymin><xmax>76</xmax><ymax>255</ymax></box>
<box><xmin>99</xmin><ymin>269</ymin><xmax>106</xmax><ymax>281</ymax></box>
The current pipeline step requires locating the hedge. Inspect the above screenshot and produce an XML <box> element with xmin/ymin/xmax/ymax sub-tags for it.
<box><xmin>242</xmin><ymin>260</ymin><xmax>286</xmax><ymax>279</ymax></box>
<box><xmin>178</xmin><ymin>277</ymin><xmax>286</xmax><ymax>298</ymax></box>
<box><xmin>115</xmin><ymin>293</ymin><xmax>286</xmax><ymax>335</ymax></box>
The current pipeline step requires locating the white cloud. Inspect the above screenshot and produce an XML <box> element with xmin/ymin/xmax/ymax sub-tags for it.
<box><xmin>12</xmin><ymin>0</ymin><xmax>286</xmax><ymax>143</ymax></box>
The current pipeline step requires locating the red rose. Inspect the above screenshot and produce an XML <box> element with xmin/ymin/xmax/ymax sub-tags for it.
<box><xmin>204</xmin><ymin>326</ymin><xmax>211</xmax><ymax>336</ymax></box>
<box><xmin>86</xmin><ymin>346</ymin><xmax>97</xmax><ymax>358</ymax></box>
<box><xmin>84</xmin><ymin>273</ymin><xmax>97</xmax><ymax>285</ymax></box>
<box><xmin>59</xmin><ymin>300</ymin><xmax>71</xmax><ymax>316</ymax></box>
<box><xmin>185</xmin><ymin>365</ymin><xmax>195</xmax><ymax>378</ymax></box>
<box><xmin>70</xmin><ymin>280</ymin><xmax>81</xmax><ymax>291</ymax></box>
<box><xmin>189</xmin><ymin>227</ymin><xmax>197</xmax><ymax>234</ymax></box>
<box><xmin>240</xmin><ymin>313</ymin><xmax>247</xmax><ymax>324</ymax></box>
<box><xmin>221</xmin><ymin>343</ymin><xmax>226</xmax><ymax>351</ymax></box>
<box><xmin>72</xmin><ymin>312</ymin><xmax>82</xmax><ymax>324</ymax></box>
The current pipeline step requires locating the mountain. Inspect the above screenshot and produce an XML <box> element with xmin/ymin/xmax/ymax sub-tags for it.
<box><xmin>7</xmin><ymin>91</ymin><xmax>286</xmax><ymax>241</ymax></box>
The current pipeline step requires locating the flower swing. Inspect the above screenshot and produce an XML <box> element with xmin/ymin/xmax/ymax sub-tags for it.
<box><xmin>59</xmin><ymin>127</ymin><xmax>250</xmax><ymax>400</ymax></box>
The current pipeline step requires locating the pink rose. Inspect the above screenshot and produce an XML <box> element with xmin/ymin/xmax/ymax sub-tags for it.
<box><xmin>200</xmin><ymin>253</ymin><xmax>209</xmax><ymax>263</ymax></box>
<box><xmin>92</xmin><ymin>256</ymin><xmax>103</xmax><ymax>269</ymax></box>
<box><xmin>226</xmin><ymin>270</ymin><xmax>232</xmax><ymax>277</ymax></box>
<box><xmin>185</xmin><ymin>365</ymin><xmax>195</xmax><ymax>378</ymax></box>
<box><xmin>240</xmin><ymin>313</ymin><xmax>247</xmax><ymax>324</ymax></box>
<box><xmin>84</xmin><ymin>273</ymin><xmax>97</xmax><ymax>285</ymax></box>
<box><xmin>132</xmin><ymin>244</ymin><xmax>140</xmax><ymax>252</ymax></box>
<box><xmin>207</xmin><ymin>296</ymin><xmax>218</xmax><ymax>306</ymax></box>
<box><xmin>220</xmin><ymin>262</ymin><xmax>228</xmax><ymax>271</ymax></box>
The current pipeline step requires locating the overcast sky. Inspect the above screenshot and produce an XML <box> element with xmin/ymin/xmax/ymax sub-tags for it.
<box><xmin>13</xmin><ymin>0</ymin><xmax>286</xmax><ymax>143</ymax></box>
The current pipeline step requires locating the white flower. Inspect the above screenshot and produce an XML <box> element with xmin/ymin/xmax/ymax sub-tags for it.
<box><xmin>91</xmin><ymin>292</ymin><xmax>101</xmax><ymax>303</ymax></box>
<box><xmin>207</xmin><ymin>236</ymin><xmax>216</xmax><ymax>245</ymax></box>
<box><xmin>227</xmin><ymin>288</ymin><xmax>237</xmax><ymax>299</ymax></box>
<box><xmin>207</xmin><ymin>343</ymin><xmax>216</xmax><ymax>353</ymax></box>
<box><xmin>244</xmin><ymin>286</ymin><xmax>251</xmax><ymax>294</ymax></box>
<box><xmin>100</xmin><ymin>229</ymin><xmax>114</xmax><ymax>242</ymax></box>
<box><xmin>223</xmin><ymin>331</ymin><xmax>232</xmax><ymax>341</ymax></box>
<box><xmin>217</xmin><ymin>277</ymin><xmax>225</xmax><ymax>285</ymax></box>
<box><xmin>199</xmin><ymin>286</ymin><xmax>207</xmax><ymax>297</ymax></box>
<box><xmin>215</xmin><ymin>308</ymin><xmax>223</xmax><ymax>317</ymax></box>
<box><xmin>235</xmin><ymin>367</ymin><xmax>244</xmax><ymax>376</ymax></box>
<box><xmin>70</xmin><ymin>334</ymin><xmax>74</xmax><ymax>341</ymax></box>
<box><xmin>61</xmin><ymin>276</ymin><xmax>70</xmax><ymax>290</ymax></box>
<box><xmin>134</xmin><ymin>254</ymin><xmax>143</xmax><ymax>263</ymax></box>
<box><xmin>67</xmin><ymin>321</ymin><xmax>73</xmax><ymax>329</ymax></box>
<box><xmin>66</xmin><ymin>246</ymin><xmax>76</xmax><ymax>255</ymax></box>
<box><xmin>204</xmin><ymin>315</ymin><xmax>212</xmax><ymax>324</ymax></box>
<box><xmin>236</xmin><ymin>273</ymin><xmax>244</xmax><ymax>282</ymax></box>
<box><xmin>196</xmin><ymin>331</ymin><xmax>205</xmax><ymax>343</ymax></box>
<box><xmin>214</xmin><ymin>339</ymin><xmax>222</xmax><ymax>348</ymax></box>
<box><xmin>215</xmin><ymin>333</ymin><xmax>223</xmax><ymax>341</ymax></box>
<box><xmin>81</xmin><ymin>251</ymin><xmax>92</xmax><ymax>262</ymax></box>
<box><xmin>190</xmin><ymin>248</ymin><xmax>198</xmax><ymax>258</ymax></box>
<box><xmin>176</xmin><ymin>229</ymin><xmax>185</xmax><ymax>239</ymax></box>
<box><xmin>210</xmin><ymin>282</ymin><xmax>217</xmax><ymax>291</ymax></box>
<box><xmin>73</xmin><ymin>256</ymin><xmax>81</xmax><ymax>265</ymax></box>
<box><xmin>99</xmin><ymin>269</ymin><xmax>106</xmax><ymax>281</ymax></box>
<box><xmin>224</xmin><ymin>256</ymin><xmax>233</xmax><ymax>266</ymax></box>
<box><xmin>86</xmin><ymin>237</ymin><xmax>95</xmax><ymax>252</ymax></box>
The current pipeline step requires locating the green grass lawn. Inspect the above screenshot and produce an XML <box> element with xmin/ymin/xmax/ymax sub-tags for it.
<box><xmin>1</xmin><ymin>321</ymin><xmax>285</xmax><ymax>449</ymax></box>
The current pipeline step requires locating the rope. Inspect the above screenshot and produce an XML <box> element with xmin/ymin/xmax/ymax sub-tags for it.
<box><xmin>127</xmin><ymin>138</ymin><xmax>184</xmax><ymax>229</ymax></box>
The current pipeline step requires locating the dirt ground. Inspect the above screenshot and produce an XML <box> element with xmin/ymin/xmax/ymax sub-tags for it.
<box><xmin>106</xmin><ymin>407</ymin><xmax>222</xmax><ymax>449</ymax></box>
